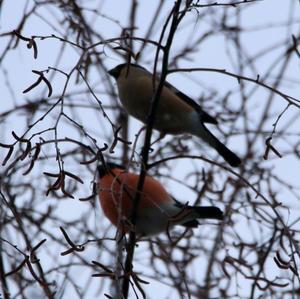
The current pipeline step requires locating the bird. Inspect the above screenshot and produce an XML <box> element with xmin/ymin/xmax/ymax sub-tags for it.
<box><xmin>98</xmin><ymin>162</ymin><xmax>223</xmax><ymax>236</ymax></box>
<box><xmin>108</xmin><ymin>63</ymin><xmax>241</xmax><ymax>167</ymax></box>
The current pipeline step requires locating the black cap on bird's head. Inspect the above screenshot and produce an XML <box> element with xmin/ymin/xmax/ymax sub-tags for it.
<box><xmin>108</xmin><ymin>63</ymin><xmax>146</xmax><ymax>79</ymax></box>
<box><xmin>98</xmin><ymin>162</ymin><xmax>125</xmax><ymax>178</ymax></box>
<box><xmin>107</xmin><ymin>64</ymin><xmax>124</xmax><ymax>79</ymax></box>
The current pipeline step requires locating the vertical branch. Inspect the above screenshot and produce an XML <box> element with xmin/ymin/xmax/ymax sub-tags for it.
<box><xmin>129</xmin><ymin>0</ymin><xmax>138</xmax><ymax>52</ymax></box>
<box><xmin>0</xmin><ymin>240</ymin><xmax>10</xmax><ymax>299</ymax></box>
<box><xmin>113</xmin><ymin>83</ymin><xmax>130</xmax><ymax>299</ymax></box>
<box><xmin>110</xmin><ymin>3</ymin><xmax>138</xmax><ymax>297</ymax></box>
<box><xmin>121</xmin><ymin>1</ymin><xmax>184</xmax><ymax>298</ymax></box>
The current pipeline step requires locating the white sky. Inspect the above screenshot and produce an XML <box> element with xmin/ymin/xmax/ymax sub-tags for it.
<box><xmin>1</xmin><ymin>0</ymin><xmax>300</xmax><ymax>298</ymax></box>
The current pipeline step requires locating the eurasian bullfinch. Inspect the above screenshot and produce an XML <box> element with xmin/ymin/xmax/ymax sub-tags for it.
<box><xmin>108</xmin><ymin>63</ymin><xmax>241</xmax><ymax>167</ymax></box>
<box><xmin>98</xmin><ymin>163</ymin><xmax>223</xmax><ymax>236</ymax></box>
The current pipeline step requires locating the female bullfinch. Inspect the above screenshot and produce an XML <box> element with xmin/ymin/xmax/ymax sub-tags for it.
<box><xmin>108</xmin><ymin>63</ymin><xmax>241</xmax><ymax>167</ymax></box>
<box><xmin>98</xmin><ymin>163</ymin><xmax>223</xmax><ymax>236</ymax></box>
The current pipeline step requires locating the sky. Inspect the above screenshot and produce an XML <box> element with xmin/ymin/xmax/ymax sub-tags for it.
<box><xmin>1</xmin><ymin>0</ymin><xmax>300</xmax><ymax>298</ymax></box>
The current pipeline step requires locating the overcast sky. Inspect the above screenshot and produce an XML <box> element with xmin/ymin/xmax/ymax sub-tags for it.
<box><xmin>1</xmin><ymin>1</ymin><xmax>300</xmax><ymax>298</ymax></box>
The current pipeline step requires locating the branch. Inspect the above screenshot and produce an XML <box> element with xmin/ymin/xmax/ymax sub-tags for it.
<box><xmin>121</xmin><ymin>1</ymin><xmax>185</xmax><ymax>297</ymax></box>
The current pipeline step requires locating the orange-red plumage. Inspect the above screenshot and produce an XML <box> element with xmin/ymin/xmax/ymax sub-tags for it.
<box><xmin>98</xmin><ymin>163</ymin><xmax>224</xmax><ymax>236</ymax></box>
<box><xmin>99</xmin><ymin>167</ymin><xmax>172</xmax><ymax>227</ymax></box>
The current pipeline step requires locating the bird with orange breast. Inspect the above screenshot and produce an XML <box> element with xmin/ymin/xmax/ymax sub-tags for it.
<box><xmin>108</xmin><ymin>63</ymin><xmax>241</xmax><ymax>167</ymax></box>
<box><xmin>98</xmin><ymin>163</ymin><xmax>223</xmax><ymax>236</ymax></box>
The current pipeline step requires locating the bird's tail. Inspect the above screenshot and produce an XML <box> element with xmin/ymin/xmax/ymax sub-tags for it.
<box><xmin>180</xmin><ymin>206</ymin><xmax>223</xmax><ymax>228</ymax></box>
<box><xmin>214</xmin><ymin>139</ymin><xmax>241</xmax><ymax>167</ymax></box>
<box><xmin>194</xmin><ymin>124</ymin><xmax>241</xmax><ymax>167</ymax></box>
<box><xmin>193</xmin><ymin>206</ymin><xmax>224</xmax><ymax>220</ymax></box>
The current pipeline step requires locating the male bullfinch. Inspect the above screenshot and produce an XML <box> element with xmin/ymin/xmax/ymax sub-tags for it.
<box><xmin>108</xmin><ymin>63</ymin><xmax>241</xmax><ymax>167</ymax></box>
<box><xmin>98</xmin><ymin>163</ymin><xmax>223</xmax><ymax>236</ymax></box>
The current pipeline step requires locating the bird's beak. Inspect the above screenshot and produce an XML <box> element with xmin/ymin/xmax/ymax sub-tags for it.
<box><xmin>98</xmin><ymin>162</ymin><xmax>124</xmax><ymax>178</ymax></box>
<box><xmin>107</xmin><ymin>68</ymin><xmax>114</xmax><ymax>76</ymax></box>
<box><xmin>98</xmin><ymin>165</ymin><xmax>107</xmax><ymax>178</ymax></box>
<box><xmin>108</xmin><ymin>67</ymin><xmax>118</xmax><ymax>78</ymax></box>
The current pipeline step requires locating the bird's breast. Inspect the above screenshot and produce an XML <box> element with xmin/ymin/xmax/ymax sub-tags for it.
<box><xmin>117</xmin><ymin>76</ymin><xmax>196</xmax><ymax>135</ymax></box>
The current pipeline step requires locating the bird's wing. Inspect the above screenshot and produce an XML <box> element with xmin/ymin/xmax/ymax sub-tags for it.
<box><xmin>164</xmin><ymin>80</ymin><xmax>218</xmax><ymax>125</ymax></box>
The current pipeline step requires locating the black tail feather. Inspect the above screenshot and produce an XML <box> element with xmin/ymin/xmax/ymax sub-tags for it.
<box><xmin>181</xmin><ymin>219</ymin><xmax>199</xmax><ymax>228</ymax></box>
<box><xmin>197</xmin><ymin>124</ymin><xmax>241</xmax><ymax>167</ymax></box>
<box><xmin>180</xmin><ymin>206</ymin><xmax>223</xmax><ymax>228</ymax></box>
<box><xmin>216</xmin><ymin>142</ymin><xmax>241</xmax><ymax>167</ymax></box>
<box><xmin>193</xmin><ymin>206</ymin><xmax>224</xmax><ymax>220</ymax></box>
